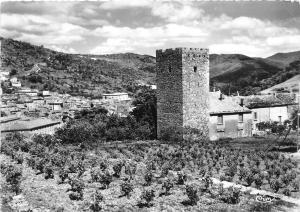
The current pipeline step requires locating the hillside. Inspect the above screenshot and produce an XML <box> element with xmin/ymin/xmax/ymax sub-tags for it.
<box><xmin>1</xmin><ymin>37</ymin><xmax>299</xmax><ymax>96</ymax></box>
<box><xmin>260</xmin><ymin>74</ymin><xmax>300</xmax><ymax>94</ymax></box>
<box><xmin>267</xmin><ymin>51</ymin><xmax>300</xmax><ymax>66</ymax></box>
<box><xmin>210</xmin><ymin>52</ymin><xmax>300</xmax><ymax>95</ymax></box>
<box><xmin>0</xmin><ymin>37</ymin><xmax>156</xmax><ymax>97</ymax></box>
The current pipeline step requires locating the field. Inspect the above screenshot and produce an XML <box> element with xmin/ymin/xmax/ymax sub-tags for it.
<box><xmin>1</xmin><ymin>133</ymin><xmax>300</xmax><ymax>211</ymax></box>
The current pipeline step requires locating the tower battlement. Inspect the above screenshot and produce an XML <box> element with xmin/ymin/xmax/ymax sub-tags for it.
<box><xmin>156</xmin><ymin>47</ymin><xmax>209</xmax><ymax>140</ymax></box>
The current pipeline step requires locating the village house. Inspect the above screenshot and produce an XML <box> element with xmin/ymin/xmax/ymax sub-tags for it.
<box><xmin>48</xmin><ymin>101</ymin><xmax>63</xmax><ymax>111</ymax></box>
<box><xmin>102</xmin><ymin>92</ymin><xmax>130</xmax><ymax>101</ymax></box>
<box><xmin>0</xmin><ymin>71</ymin><xmax>9</xmax><ymax>81</ymax></box>
<box><xmin>17</xmin><ymin>89</ymin><xmax>38</xmax><ymax>97</ymax></box>
<box><xmin>16</xmin><ymin>94</ymin><xmax>35</xmax><ymax>111</ymax></box>
<box><xmin>231</xmin><ymin>93</ymin><xmax>297</xmax><ymax>132</ymax></box>
<box><xmin>41</xmin><ymin>90</ymin><xmax>51</xmax><ymax>97</ymax></box>
<box><xmin>209</xmin><ymin>91</ymin><xmax>252</xmax><ymax>140</ymax></box>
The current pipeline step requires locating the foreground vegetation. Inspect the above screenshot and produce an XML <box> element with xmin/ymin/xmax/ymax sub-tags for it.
<box><xmin>1</xmin><ymin>131</ymin><xmax>299</xmax><ymax>211</ymax></box>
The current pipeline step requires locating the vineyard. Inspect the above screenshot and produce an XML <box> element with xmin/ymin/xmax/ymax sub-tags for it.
<box><xmin>1</xmin><ymin>132</ymin><xmax>300</xmax><ymax>211</ymax></box>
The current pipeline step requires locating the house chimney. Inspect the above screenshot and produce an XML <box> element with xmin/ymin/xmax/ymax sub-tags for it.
<box><xmin>219</xmin><ymin>93</ymin><xmax>224</xmax><ymax>100</ymax></box>
<box><xmin>237</xmin><ymin>91</ymin><xmax>239</xmax><ymax>96</ymax></box>
<box><xmin>240</xmin><ymin>98</ymin><xmax>244</xmax><ymax>107</ymax></box>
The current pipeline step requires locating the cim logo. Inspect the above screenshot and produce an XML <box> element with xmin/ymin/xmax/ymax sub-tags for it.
<box><xmin>255</xmin><ymin>194</ymin><xmax>275</xmax><ymax>203</ymax></box>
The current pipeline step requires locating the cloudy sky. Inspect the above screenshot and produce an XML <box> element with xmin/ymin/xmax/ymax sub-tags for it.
<box><xmin>1</xmin><ymin>0</ymin><xmax>300</xmax><ymax>57</ymax></box>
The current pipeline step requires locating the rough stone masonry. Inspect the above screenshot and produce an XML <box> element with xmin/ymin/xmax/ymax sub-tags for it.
<box><xmin>156</xmin><ymin>47</ymin><xmax>209</xmax><ymax>140</ymax></box>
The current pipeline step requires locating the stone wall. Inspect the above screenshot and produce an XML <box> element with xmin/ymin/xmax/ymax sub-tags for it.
<box><xmin>182</xmin><ymin>48</ymin><xmax>209</xmax><ymax>138</ymax></box>
<box><xmin>156</xmin><ymin>47</ymin><xmax>209</xmax><ymax>140</ymax></box>
<box><xmin>156</xmin><ymin>48</ymin><xmax>184</xmax><ymax>139</ymax></box>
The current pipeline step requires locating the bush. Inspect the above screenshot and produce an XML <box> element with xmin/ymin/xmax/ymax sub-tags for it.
<box><xmin>58</xmin><ymin>167</ymin><xmax>69</xmax><ymax>183</ymax></box>
<box><xmin>68</xmin><ymin>177</ymin><xmax>84</xmax><ymax>196</ymax></box>
<box><xmin>202</xmin><ymin>176</ymin><xmax>213</xmax><ymax>192</ymax></box>
<box><xmin>113</xmin><ymin>161</ymin><xmax>123</xmax><ymax>178</ymax></box>
<box><xmin>160</xmin><ymin>162</ymin><xmax>170</xmax><ymax>177</ymax></box>
<box><xmin>29</xmin><ymin>143</ymin><xmax>46</xmax><ymax>158</ymax></box>
<box><xmin>139</xmin><ymin>189</ymin><xmax>155</xmax><ymax>207</ymax></box>
<box><xmin>35</xmin><ymin>157</ymin><xmax>47</xmax><ymax>174</ymax></box>
<box><xmin>185</xmin><ymin>185</ymin><xmax>199</xmax><ymax>205</ymax></box>
<box><xmin>177</xmin><ymin>171</ymin><xmax>187</xmax><ymax>185</ymax></box>
<box><xmin>55</xmin><ymin>120</ymin><xmax>96</xmax><ymax>145</ymax></box>
<box><xmin>243</xmin><ymin>169</ymin><xmax>255</xmax><ymax>186</ymax></box>
<box><xmin>90</xmin><ymin>190</ymin><xmax>103</xmax><ymax>212</ymax></box>
<box><xmin>291</xmin><ymin>180</ymin><xmax>299</xmax><ymax>191</ymax></box>
<box><xmin>5</xmin><ymin>165</ymin><xmax>22</xmax><ymax>194</ymax></box>
<box><xmin>238</xmin><ymin>167</ymin><xmax>248</xmax><ymax>181</ymax></box>
<box><xmin>282</xmin><ymin>188</ymin><xmax>291</xmax><ymax>196</ymax></box>
<box><xmin>220</xmin><ymin>186</ymin><xmax>241</xmax><ymax>204</ymax></box>
<box><xmin>14</xmin><ymin>152</ymin><xmax>24</xmax><ymax>164</ymax></box>
<box><xmin>270</xmin><ymin>179</ymin><xmax>281</xmax><ymax>193</ymax></box>
<box><xmin>44</xmin><ymin>163</ymin><xmax>54</xmax><ymax>179</ymax></box>
<box><xmin>99</xmin><ymin>171</ymin><xmax>113</xmax><ymax>189</ymax></box>
<box><xmin>161</xmin><ymin>179</ymin><xmax>173</xmax><ymax>196</ymax></box>
<box><xmin>90</xmin><ymin>167</ymin><xmax>102</xmax><ymax>183</ymax></box>
<box><xmin>254</xmin><ymin>173</ymin><xmax>263</xmax><ymax>189</ymax></box>
<box><xmin>99</xmin><ymin>160</ymin><xmax>108</xmax><ymax>171</ymax></box>
<box><xmin>120</xmin><ymin>181</ymin><xmax>133</xmax><ymax>198</ymax></box>
<box><xmin>124</xmin><ymin>162</ymin><xmax>137</xmax><ymax>180</ymax></box>
<box><xmin>77</xmin><ymin>161</ymin><xmax>86</xmax><ymax>177</ymax></box>
<box><xmin>69</xmin><ymin>191</ymin><xmax>83</xmax><ymax>201</ymax></box>
<box><xmin>144</xmin><ymin>171</ymin><xmax>153</xmax><ymax>186</ymax></box>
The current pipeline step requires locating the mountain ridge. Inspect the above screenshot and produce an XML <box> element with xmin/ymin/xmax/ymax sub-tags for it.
<box><xmin>1</xmin><ymin>37</ymin><xmax>299</xmax><ymax>96</ymax></box>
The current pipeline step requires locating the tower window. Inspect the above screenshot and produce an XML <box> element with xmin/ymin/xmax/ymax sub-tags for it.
<box><xmin>194</xmin><ymin>66</ymin><xmax>197</xmax><ymax>72</ymax></box>
<box><xmin>168</xmin><ymin>64</ymin><xmax>172</xmax><ymax>72</ymax></box>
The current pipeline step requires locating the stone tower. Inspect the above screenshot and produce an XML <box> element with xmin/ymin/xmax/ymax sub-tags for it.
<box><xmin>156</xmin><ymin>47</ymin><xmax>209</xmax><ymax>140</ymax></box>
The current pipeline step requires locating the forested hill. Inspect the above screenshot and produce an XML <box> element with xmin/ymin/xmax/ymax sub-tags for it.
<box><xmin>0</xmin><ymin>37</ymin><xmax>156</xmax><ymax>97</ymax></box>
<box><xmin>1</xmin><ymin>37</ymin><xmax>299</xmax><ymax>96</ymax></box>
<box><xmin>209</xmin><ymin>52</ymin><xmax>300</xmax><ymax>95</ymax></box>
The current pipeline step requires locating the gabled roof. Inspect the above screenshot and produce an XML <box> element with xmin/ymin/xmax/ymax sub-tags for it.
<box><xmin>236</xmin><ymin>94</ymin><xmax>297</xmax><ymax>109</ymax></box>
<box><xmin>1</xmin><ymin>118</ymin><xmax>61</xmax><ymax>132</ymax></box>
<box><xmin>0</xmin><ymin>116</ymin><xmax>20</xmax><ymax>123</ymax></box>
<box><xmin>209</xmin><ymin>91</ymin><xmax>251</xmax><ymax>115</ymax></box>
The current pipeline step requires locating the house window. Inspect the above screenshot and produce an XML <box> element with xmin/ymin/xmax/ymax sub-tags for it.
<box><xmin>217</xmin><ymin>115</ymin><xmax>223</xmax><ymax>125</ymax></box>
<box><xmin>254</xmin><ymin>112</ymin><xmax>257</xmax><ymax>120</ymax></box>
<box><xmin>194</xmin><ymin>66</ymin><xmax>197</xmax><ymax>72</ymax></box>
<box><xmin>238</xmin><ymin>114</ymin><xmax>243</xmax><ymax>123</ymax></box>
<box><xmin>278</xmin><ymin>116</ymin><xmax>282</xmax><ymax>124</ymax></box>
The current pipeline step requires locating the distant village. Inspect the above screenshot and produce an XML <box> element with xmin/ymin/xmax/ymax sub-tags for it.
<box><xmin>0</xmin><ymin>72</ymin><xmax>146</xmax><ymax>137</ymax></box>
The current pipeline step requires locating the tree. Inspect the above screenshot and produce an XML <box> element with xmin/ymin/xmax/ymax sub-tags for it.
<box><xmin>131</xmin><ymin>87</ymin><xmax>157</xmax><ymax>139</ymax></box>
<box><xmin>9</xmin><ymin>69</ymin><xmax>18</xmax><ymax>76</ymax></box>
<box><xmin>55</xmin><ymin>120</ymin><xmax>96</xmax><ymax>144</ymax></box>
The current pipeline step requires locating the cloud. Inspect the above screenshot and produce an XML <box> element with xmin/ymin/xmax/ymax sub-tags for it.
<box><xmin>99</xmin><ymin>0</ymin><xmax>153</xmax><ymax>10</ymax></box>
<box><xmin>0</xmin><ymin>13</ymin><xmax>88</xmax><ymax>45</ymax></box>
<box><xmin>151</xmin><ymin>2</ymin><xmax>204</xmax><ymax>23</ymax></box>
<box><xmin>2</xmin><ymin>1</ymin><xmax>300</xmax><ymax>57</ymax></box>
<box><xmin>90</xmin><ymin>23</ymin><xmax>208</xmax><ymax>54</ymax></box>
